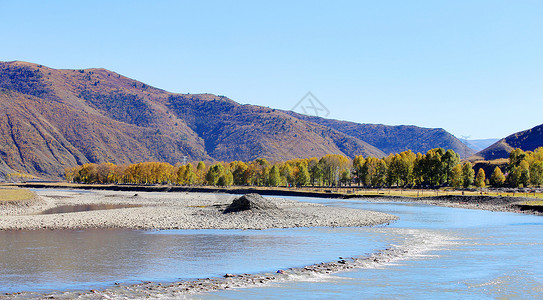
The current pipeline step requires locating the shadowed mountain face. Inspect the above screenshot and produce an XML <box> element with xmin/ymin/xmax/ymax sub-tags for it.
<box><xmin>0</xmin><ymin>61</ymin><xmax>469</xmax><ymax>178</ymax></box>
<box><xmin>284</xmin><ymin>112</ymin><xmax>475</xmax><ymax>158</ymax></box>
<box><xmin>469</xmin><ymin>124</ymin><xmax>543</xmax><ymax>161</ymax></box>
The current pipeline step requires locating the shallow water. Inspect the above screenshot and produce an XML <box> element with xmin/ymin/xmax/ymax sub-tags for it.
<box><xmin>200</xmin><ymin>198</ymin><xmax>543</xmax><ymax>299</ymax></box>
<box><xmin>40</xmin><ymin>203</ymin><xmax>143</xmax><ymax>214</ymax></box>
<box><xmin>0</xmin><ymin>225</ymin><xmax>396</xmax><ymax>293</ymax></box>
<box><xmin>1</xmin><ymin>192</ymin><xmax>542</xmax><ymax>299</ymax></box>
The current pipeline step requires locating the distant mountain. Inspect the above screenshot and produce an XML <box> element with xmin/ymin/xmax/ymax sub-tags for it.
<box><xmin>469</xmin><ymin>124</ymin><xmax>543</xmax><ymax>161</ymax></box>
<box><xmin>461</xmin><ymin>139</ymin><xmax>499</xmax><ymax>152</ymax></box>
<box><xmin>284</xmin><ymin>112</ymin><xmax>475</xmax><ymax>158</ymax></box>
<box><xmin>0</xmin><ymin>61</ymin><xmax>472</xmax><ymax>178</ymax></box>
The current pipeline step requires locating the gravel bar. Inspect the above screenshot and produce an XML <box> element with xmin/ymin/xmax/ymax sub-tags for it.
<box><xmin>0</xmin><ymin>189</ymin><xmax>398</xmax><ymax>231</ymax></box>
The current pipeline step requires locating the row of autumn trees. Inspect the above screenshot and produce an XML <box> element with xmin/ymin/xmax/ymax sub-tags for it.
<box><xmin>64</xmin><ymin>147</ymin><xmax>543</xmax><ymax>188</ymax></box>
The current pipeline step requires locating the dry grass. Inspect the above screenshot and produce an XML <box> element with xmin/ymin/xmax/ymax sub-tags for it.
<box><xmin>0</xmin><ymin>188</ymin><xmax>36</xmax><ymax>202</ymax></box>
<box><xmin>472</xmin><ymin>158</ymin><xmax>509</xmax><ymax>165</ymax></box>
<box><xmin>16</xmin><ymin>182</ymin><xmax>543</xmax><ymax>200</ymax></box>
<box><xmin>295</xmin><ymin>186</ymin><xmax>543</xmax><ymax>199</ymax></box>
<box><xmin>350</xmin><ymin>189</ymin><xmax>543</xmax><ymax>199</ymax></box>
<box><xmin>518</xmin><ymin>200</ymin><xmax>543</xmax><ymax>206</ymax></box>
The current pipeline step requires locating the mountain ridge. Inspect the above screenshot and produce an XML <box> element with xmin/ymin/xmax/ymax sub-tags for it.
<box><xmin>469</xmin><ymin>123</ymin><xmax>543</xmax><ymax>161</ymax></box>
<box><xmin>284</xmin><ymin>111</ymin><xmax>475</xmax><ymax>158</ymax></box>
<box><xmin>0</xmin><ymin>61</ymin><xmax>472</xmax><ymax>178</ymax></box>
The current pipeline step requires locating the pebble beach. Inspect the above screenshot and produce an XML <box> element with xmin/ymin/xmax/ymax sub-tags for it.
<box><xmin>0</xmin><ymin>189</ymin><xmax>398</xmax><ymax>231</ymax></box>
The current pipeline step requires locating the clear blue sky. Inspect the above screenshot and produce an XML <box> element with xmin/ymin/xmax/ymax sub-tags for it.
<box><xmin>2</xmin><ymin>0</ymin><xmax>542</xmax><ymax>139</ymax></box>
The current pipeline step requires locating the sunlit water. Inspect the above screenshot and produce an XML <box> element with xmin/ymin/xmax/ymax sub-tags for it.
<box><xmin>1</xmin><ymin>192</ymin><xmax>542</xmax><ymax>299</ymax></box>
<box><xmin>201</xmin><ymin>198</ymin><xmax>543</xmax><ymax>299</ymax></box>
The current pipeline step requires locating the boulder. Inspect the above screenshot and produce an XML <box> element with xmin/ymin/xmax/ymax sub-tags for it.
<box><xmin>223</xmin><ymin>193</ymin><xmax>278</xmax><ymax>213</ymax></box>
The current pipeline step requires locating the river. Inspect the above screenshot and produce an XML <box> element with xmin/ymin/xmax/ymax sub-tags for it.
<box><xmin>0</xmin><ymin>192</ymin><xmax>542</xmax><ymax>298</ymax></box>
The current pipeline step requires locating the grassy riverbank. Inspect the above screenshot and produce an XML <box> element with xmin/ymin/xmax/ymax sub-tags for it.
<box><xmin>13</xmin><ymin>182</ymin><xmax>543</xmax><ymax>215</ymax></box>
<box><xmin>14</xmin><ymin>182</ymin><xmax>543</xmax><ymax>199</ymax></box>
<box><xmin>0</xmin><ymin>188</ymin><xmax>37</xmax><ymax>202</ymax></box>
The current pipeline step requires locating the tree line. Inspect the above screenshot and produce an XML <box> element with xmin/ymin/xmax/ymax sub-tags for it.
<box><xmin>65</xmin><ymin>147</ymin><xmax>543</xmax><ymax>188</ymax></box>
<box><xmin>503</xmin><ymin>147</ymin><xmax>543</xmax><ymax>188</ymax></box>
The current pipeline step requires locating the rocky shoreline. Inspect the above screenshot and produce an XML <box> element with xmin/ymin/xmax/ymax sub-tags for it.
<box><xmin>0</xmin><ymin>189</ymin><xmax>397</xmax><ymax>231</ymax></box>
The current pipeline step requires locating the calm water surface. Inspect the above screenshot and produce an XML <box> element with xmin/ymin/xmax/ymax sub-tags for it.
<box><xmin>0</xmin><ymin>192</ymin><xmax>542</xmax><ymax>299</ymax></box>
<box><xmin>201</xmin><ymin>198</ymin><xmax>543</xmax><ymax>299</ymax></box>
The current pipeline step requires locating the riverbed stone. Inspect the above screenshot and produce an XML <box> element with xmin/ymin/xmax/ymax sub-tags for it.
<box><xmin>223</xmin><ymin>193</ymin><xmax>278</xmax><ymax>213</ymax></box>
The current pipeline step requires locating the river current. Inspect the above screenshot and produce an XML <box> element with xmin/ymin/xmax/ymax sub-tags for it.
<box><xmin>0</xmin><ymin>192</ymin><xmax>542</xmax><ymax>299</ymax></box>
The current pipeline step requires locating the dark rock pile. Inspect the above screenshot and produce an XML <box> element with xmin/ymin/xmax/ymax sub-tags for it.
<box><xmin>223</xmin><ymin>193</ymin><xmax>278</xmax><ymax>213</ymax></box>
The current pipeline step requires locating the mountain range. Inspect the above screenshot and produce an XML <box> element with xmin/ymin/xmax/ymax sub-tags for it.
<box><xmin>1</xmin><ymin>61</ymin><xmax>476</xmax><ymax>178</ymax></box>
<box><xmin>469</xmin><ymin>123</ymin><xmax>543</xmax><ymax>161</ymax></box>
<box><xmin>462</xmin><ymin>139</ymin><xmax>499</xmax><ymax>152</ymax></box>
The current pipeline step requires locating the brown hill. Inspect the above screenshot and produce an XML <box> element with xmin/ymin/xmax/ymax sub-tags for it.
<box><xmin>0</xmin><ymin>61</ymin><xmax>386</xmax><ymax>178</ymax></box>
<box><xmin>284</xmin><ymin>112</ymin><xmax>474</xmax><ymax>158</ymax></box>
<box><xmin>166</xmin><ymin>94</ymin><xmax>385</xmax><ymax>161</ymax></box>
<box><xmin>0</xmin><ymin>61</ymin><xmax>476</xmax><ymax>179</ymax></box>
<box><xmin>469</xmin><ymin>123</ymin><xmax>543</xmax><ymax>161</ymax></box>
<box><xmin>0</xmin><ymin>62</ymin><xmax>210</xmax><ymax>178</ymax></box>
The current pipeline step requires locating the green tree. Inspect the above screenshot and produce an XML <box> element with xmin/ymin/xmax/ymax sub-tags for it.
<box><xmin>529</xmin><ymin>161</ymin><xmax>543</xmax><ymax>187</ymax></box>
<box><xmin>421</xmin><ymin>148</ymin><xmax>446</xmax><ymax>186</ymax></box>
<box><xmin>508</xmin><ymin>148</ymin><xmax>526</xmax><ymax>170</ymax></box>
<box><xmin>339</xmin><ymin>168</ymin><xmax>352</xmax><ymax>186</ymax></box>
<box><xmin>398</xmin><ymin>150</ymin><xmax>416</xmax><ymax>187</ymax></box>
<box><xmin>251</xmin><ymin>158</ymin><xmax>270</xmax><ymax>186</ymax></box>
<box><xmin>450</xmin><ymin>164</ymin><xmax>463</xmax><ymax>188</ymax></box>
<box><xmin>412</xmin><ymin>152</ymin><xmax>425</xmax><ymax>186</ymax></box>
<box><xmin>268</xmin><ymin>165</ymin><xmax>281</xmax><ymax>187</ymax></box>
<box><xmin>385</xmin><ymin>154</ymin><xmax>401</xmax><ymax>187</ymax></box>
<box><xmin>508</xmin><ymin>160</ymin><xmax>530</xmax><ymax>187</ymax></box>
<box><xmin>318</xmin><ymin>154</ymin><xmax>351</xmax><ymax>186</ymax></box>
<box><xmin>206</xmin><ymin>163</ymin><xmax>225</xmax><ymax>186</ymax></box>
<box><xmin>281</xmin><ymin>163</ymin><xmax>295</xmax><ymax>186</ymax></box>
<box><xmin>461</xmin><ymin>162</ymin><xmax>475</xmax><ymax>188</ymax></box>
<box><xmin>352</xmin><ymin>155</ymin><xmax>365</xmax><ymax>186</ymax></box>
<box><xmin>295</xmin><ymin>164</ymin><xmax>310</xmax><ymax>187</ymax></box>
<box><xmin>475</xmin><ymin>168</ymin><xmax>486</xmax><ymax>188</ymax></box>
<box><xmin>196</xmin><ymin>161</ymin><xmax>206</xmax><ymax>184</ymax></box>
<box><xmin>442</xmin><ymin>149</ymin><xmax>460</xmax><ymax>184</ymax></box>
<box><xmin>490</xmin><ymin>166</ymin><xmax>506</xmax><ymax>187</ymax></box>
<box><xmin>519</xmin><ymin>160</ymin><xmax>530</xmax><ymax>187</ymax></box>
<box><xmin>217</xmin><ymin>171</ymin><xmax>233</xmax><ymax>186</ymax></box>
<box><xmin>534</xmin><ymin>147</ymin><xmax>543</xmax><ymax>160</ymax></box>
<box><xmin>183</xmin><ymin>163</ymin><xmax>196</xmax><ymax>185</ymax></box>
<box><xmin>307</xmin><ymin>157</ymin><xmax>323</xmax><ymax>186</ymax></box>
<box><xmin>362</xmin><ymin>157</ymin><xmax>387</xmax><ymax>187</ymax></box>
<box><xmin>176</xmin><ymin>165</ymin><xmax>186</xmax><ymax>184</ymax></box>
<box><xmin>231</xmin><ymin>161</ymin><xmax>248</xmax><ymax>185</ymax></box>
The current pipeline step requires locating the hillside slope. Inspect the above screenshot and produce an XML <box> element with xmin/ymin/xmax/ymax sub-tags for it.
<box><xmin>166</xmin><ymin>94</ymin><xmax>385</xmax><ymax>161</ymax></box>
<box><xmin>285</xmin><ymin>112</ymin><xmax>475</xmax><ymax>157</ymax></box>
<box><xmin>462</xmin><ymin>139</ymin><xmax>499</xmax><ymax>152</ymax></box>
<box><xmin>0</xmin><ymin>61</ymin><xmax>211</xmax><ymax>177</ymax></box>
<box><xmin>0</xmin><ymin>61</ymin><xmax>385</xmax><ymax>178</ymax></box>
<box><xmin>469</xmin><ymin>123</ymin><xmax>543</xmax><ymax>161</ymax></box>
<box><xmin>0</xmin><ymin>61</ymin><xmax>475</xmax><ymax>178</ymax></box>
